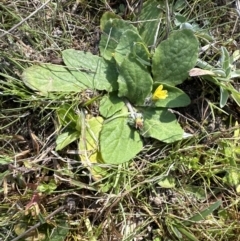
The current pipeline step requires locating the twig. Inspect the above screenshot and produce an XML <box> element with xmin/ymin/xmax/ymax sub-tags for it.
<box><xmin>152</xmin><ymin>18</ymin><xmax>161</xmax><ymax>52</ymax></box>
<box><xmin>123</xmin><ymin>98</ymin><xmax>136</xmax><ymax>119</ymax></box>
<box><xmin>11</xmin><ymin>205</ymin><xmax>65</xmax><ymax>241</ymax></box>
<box><xmin>0</xmin><ymin>0</ymin><xmax>51</xmax><ymax>38</ymax></box>
<box><xmin>236</xmin><ymin>0</ymin><xmax>240</xmax><ymax>17</ymax></box>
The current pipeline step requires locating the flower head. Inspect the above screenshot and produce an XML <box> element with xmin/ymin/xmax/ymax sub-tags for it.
<box><xmin>134</xmin><ymin>113</ymin><xmax>144</xmax><ymax>129</ymax></box>
<box><xmin>152</xmin><ymin>85</ymin><xmax>168</xmax><ymax>100</ymax></box>
<box><xmin>135</xmin><ymin>117</ymin><xmax>144</xmax><ymax>129</ymax></box>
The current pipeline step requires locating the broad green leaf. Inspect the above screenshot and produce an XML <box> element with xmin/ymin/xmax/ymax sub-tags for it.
<box><xmin>183</xmin><ymin>185</ymin><xmax>207</xmax><ymax>201</ymax></box>
<box><xmin>158</xmin><ymin>176</ymin><xmax>176</xmax><ymax>188</ymax></box>
<box><xmin>211</xmin><ymin>68</ymin><xmax>226</xmax><ymax>77</ymax></box>
<box><xmin>223</xmin><ymin>168</ymin><xmax>240</xmax><ymax>189</ymax></box>
<box><xmin>195</xmin><ymin>30</ymin><xmax>214</xmax><ymax>42</ymax></box>
<box><xmin>79</xmin><ymin>116</ymin><xmax>103</xmax><ymax>163</ymax></box>
<box><xmin>79</xmin><ymin>116</ymin><xmax>107</xmax><ymax>180</ymax></box>
<box><xmin>100</xmin><ymin>12</ymin><xmax>120</xmax><ymax>30</ymax></box>
<box><xmin>62</xmin><ymin>49</ymin><xmax>118</xmax><ymax>91</ymax></box>
<box><xmin>231</xmin><ymin>69</ymin><xmax>240</xmax><ymax>78</ymax></box>
<box><xmin>169</xmin><ymin>223</ymin><xmax>182</xmax><ymax>239</ymax></box>
<box><xmin>56</xmin><ymin>104</ymin><xmax>80</xmax><ymax>130</ymax></box>
<box><xmin>196</xmin><ymin>58</ymin><xmax>213</xmax><ymax>70</ymax></box>
<box><xmin>99</xmin><ymin>93</ymin><xmax>125</xmax><ymax>118</ymax></box>
<box><xmin>152</xmin><ymin>29</ymin><xmax>199</xmax><ymax>86</ymax></box>
<box><xmin>56</xmin><ymin>131</ymin><xmax>79</xmax><ymax>151</ymax></box>
<box><xmin>180</xmin><ymin>21</ymin><xmax>214</xmax><ymax>43</ymax></box>
<box><xmin>152</xmin><ymin>83</ymin><xmax>190</xmax><ymax>107</ymax></box>
<box><xmin>220</xmin><ymin>47</ymin><xmax>230</xmax><ymax>75</ymax></box>
<box><xmin>174</xmin><ymin>0</ymin><xmax>186</xmax><ymax>10</ymax></box>
<box><xmin>174</xmin><ymin>226</ymin><xmax>199</xmax><ymax>241</ymax></box>
<box><xmin>220</xmin><ymin>86</ymin><xmax>229</xmax><ymax>108</ymax></box>
<box><xmin>22</xmin><ymin>64</ymin><xmax>87</xmax><ymax>95</ymax></box>
<box><xmin>118</xmin><ymin>54</ymin><xmax>153</xmax><ymax>105</ymax></box>
<box><xmin>37</xmin><ymin>179</ymin><xmax>57</xmax><ymax>193</ymax></box>
<box><xmin>139</xmin><ymin>107</ymin><xmax>183</xmax><ymax>143</ymax></box>
<box><xmin>225</xmin><ymin>67</ymin><xmax>231</xmax><ymax>78</ymax></box>
<box><xmin>114</xmin><ymin>29</ymin><xmax>150</xmax><ymax>66</ymax></box>
<box><xmin>137</xmin><ymin>0</ymin><xmax>163</xmax><ymax>47</ymax></box>
<box><xmin>99</xmin><ymin>18</ymin><xmax>138</xmax><ymax>60</ymax></box>
<box><xmin>100</xmin><ymin>114</ymin><xmax>143</xmax><ymax>164</ymax></box>
<box><xmin>49</xmin><ymin>221</ymin><xmax>69</xmax><ymax>241</ymax></box>
<box><xmin>184</xmin><ymin>200</ymin><xmax>222</xmax><ymax>226</ymax></box>
<box><xmin>174</xmin><ymin>14</ymin><xmax>187</xmax><ymax>26</ymax></box>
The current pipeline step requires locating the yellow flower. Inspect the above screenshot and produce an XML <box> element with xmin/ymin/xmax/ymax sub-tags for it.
<box><xmin>152</xmin><ymin>85</ymin><xmax>168</xmax><ymax>100</ymax></box>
